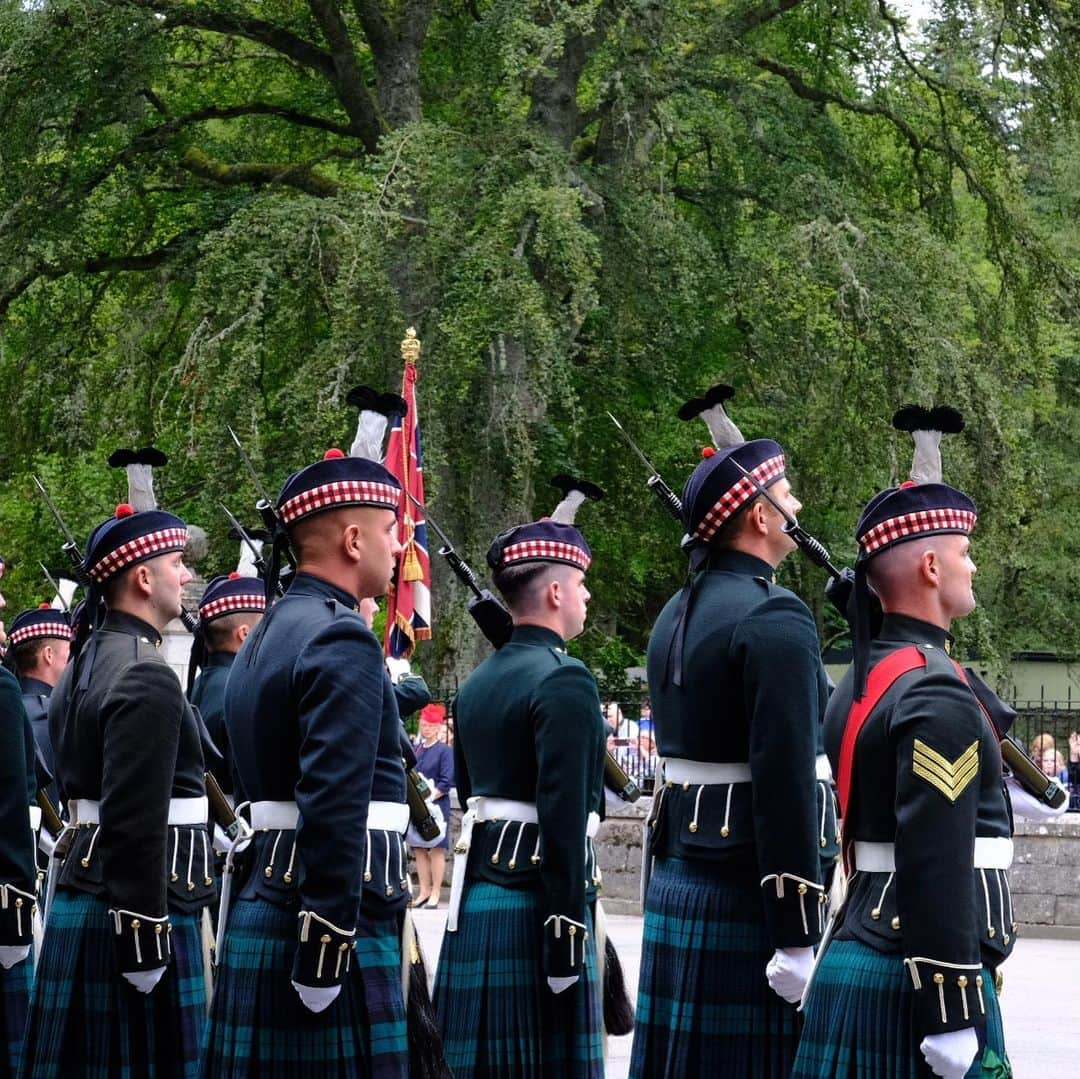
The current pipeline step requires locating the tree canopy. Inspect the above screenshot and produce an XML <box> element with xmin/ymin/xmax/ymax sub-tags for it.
<box><xmin>3</xmin><ymin>0</ymin><xmax>1080</xmax><ymax>689</ymax></box>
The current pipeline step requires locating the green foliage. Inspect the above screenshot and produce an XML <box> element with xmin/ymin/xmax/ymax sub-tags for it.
<box><xmin>2</xmin><ymin>0</ymin><xmax>1080</xmax><ymax>684</ymax></box>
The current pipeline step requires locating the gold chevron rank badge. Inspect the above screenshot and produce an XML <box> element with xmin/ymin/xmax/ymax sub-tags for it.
<box><xmin>912</xmin><ymin>738</ymin><xmax>979</xmax><ymax>802</ymax></box>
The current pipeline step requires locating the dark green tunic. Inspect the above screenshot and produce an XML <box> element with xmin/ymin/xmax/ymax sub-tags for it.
<box><xmin>452</xmin><ymin>623</ymin><xmax>606</xmax><ymax>976</ymax></box>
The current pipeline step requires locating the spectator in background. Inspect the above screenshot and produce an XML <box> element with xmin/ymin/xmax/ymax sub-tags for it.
<box><xmin>1030</xmin><ymin>731</ymin><xmax>1057</xmax><ymax>759</ymax></box>
<box><xmin>412</xmin><ymin>702</ymin><xmax>453</xmax><ymax>908</ymax></box>
<box><xmin>1069</xmin><ymin>732</ymin><xmax>1080</xmax><ymax>812</ymax></box>
<box><xmin>636</xmin><ymin>730</ymin><xmax>658</xmax><ymax>785</ymax></box>
<box><xmin>1039</xmin><ymin>747</ymin><xmax>1068</xmax><ymax>784</ymax></box>
<box><xmin>638</xmin><ymin>699</ymin><xmax>654</xmax><ymax>735</ymax></box>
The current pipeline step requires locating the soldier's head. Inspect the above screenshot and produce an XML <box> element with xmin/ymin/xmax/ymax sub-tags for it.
<box><xmin>488</xmin><ymin>520</ymin><xmax>592</xmax><ymax>642</ymax></box>
<box><xmin>681</xmin><ymin>439</ymin><xmax>799</xmax><ymax>568</ymax></box>
<box><xmin>197</xmin><ymin>574</ymin><xmax>265</xmax><ymax>656</ymax></box>
<box><xmin>85</xmin><ymin>504</ymin><xmax>191</xmax><ymax>631</ymax></box>
<box><xmin>857</xmin><ymin>482</ymin><xmax>978</xmax><ymax>630</ymax></box>
<box><xmin>8</xmin><ymin>606</ymin><xmax>72</xmax><ymax>686</ymax></box>
<box><xmin>278</xmin><ymin>449</ymin><xmax>403</xmax><ymax>602</ymax></box>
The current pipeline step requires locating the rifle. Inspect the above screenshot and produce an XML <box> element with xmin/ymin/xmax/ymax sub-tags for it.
<box><xmin>606</xmin><ymin>412</ymin><xmax>683</xmax><ymax>523</ymax></box>
<box><xmin>729</xmin><ymin>460</ymin><xmax>842</xmax><ymax>580</ymax></box>
<box><xmin>33</xmin><ymin>475</ymin><xmax>199</xmax><ymax>633</ymax></box>
<box><xmin>219</xmin><ymin>503</ymin><xmax>281</xmax><ymax>595</ymax></box>
<box><xmin>226</xmin><ymin>427</ymin><xmax>297</xmax><ymax>571</ymax></box>
<box><xmin>411</xmin><ymin>495</ymin><xmax>514</xmax><ymax>649</ymax></box>
<box><xmin>411</xmin><ymin>495</ymin><xmax>640</xmax><ymax>802</ymax></box>
<box><xmin>38</xmin><ymin>562</ymin><xmax>71</xmax><ymax>613</ymax></box>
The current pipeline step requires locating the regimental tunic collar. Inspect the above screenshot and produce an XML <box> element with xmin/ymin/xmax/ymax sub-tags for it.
<box><xmin>509</xmin><ymin>624</ymin><xmax>568</xmax><ymax>652</ymax></box>
<box><xmin>101</xmin><ymin>609</ymin><xmax>162</xmax><ymax>646</ymax></box>
<box><xmin>876</xmin><ymin>612</ymin><xmax>952</xmax><ymax>653</ymax></box>
<box><xmin>285</xmin><ymin>571</ymin><xmax>362</xmax><ymax>611</ymax></box>
<box><xmin>702</xmin><ymin>549</ymin><xmax>777</xmax><ymax>582</ymax></box>
<box><xmin>18</xmin><ymin>675</ymin><xmax>53</xmax><ymax>696</ymax></box>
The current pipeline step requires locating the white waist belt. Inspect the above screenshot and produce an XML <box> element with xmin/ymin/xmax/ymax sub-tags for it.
<box><xmin>816</xmin><ymin>754</ymin><xmax>834</xmax><ymax>782</ymax></box>
<box><xmin>72</xmin><ymin>796</ymin><xmax>208</xmax><ymax>827</ymax></box>
<box><xmin>664</xmin><ymin>758</ymin><xmax>752</xmax><ymax>785</ymax></box>
<box><xmin>854</xmin><ymin>837</ymin><xmax>1013</xmax><ymax>873</ymax></box>
<box><xmin>248</xmin><ymin>799</ymin><xmax>409</xmax><ymax>834</ymax></box>
<box><xmin>448</xmin><ymin>799</ymin><xmax>600</xmax><ymax>934</ymax></box>
<box><xmin>28</xmin><ymin>806</ymin><xmax>42</xmax><ymax>832</ymax></box>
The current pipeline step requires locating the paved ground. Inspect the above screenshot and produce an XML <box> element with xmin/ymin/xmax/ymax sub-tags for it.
<box><xmin>413</xmin><ymin>907</ymin><xmax>1080</xmax><ymax>1077</ymax></box>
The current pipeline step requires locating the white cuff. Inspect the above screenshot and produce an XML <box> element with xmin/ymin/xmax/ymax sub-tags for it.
<box><xmin>292</xmin><ymin>981</ymin><xmax>342</xmax><ymax>1013</ymax></box>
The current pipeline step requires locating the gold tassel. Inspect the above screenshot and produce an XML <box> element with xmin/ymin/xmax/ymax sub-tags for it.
<box><xmin>401</xmin><ymin>540</ymin><xmax>425</xmax><ymax>582</ymax></box>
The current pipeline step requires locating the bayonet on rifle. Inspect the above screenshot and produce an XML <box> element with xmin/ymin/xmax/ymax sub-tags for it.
<box><xmin>606</xmin><ymin>413</ymin><xmax>684</xmax><ymax>522</ymax></box>
<box><xmin>729</xmin><ymin>460</ymin><xmax>841</xmax><ymax>579</ymax></box>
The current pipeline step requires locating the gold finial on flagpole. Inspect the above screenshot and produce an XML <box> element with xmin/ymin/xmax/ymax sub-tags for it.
<box><xmin>401</xmin><ymin>326</ymin><xmax>421</xmax><ymax>365</ymax></box>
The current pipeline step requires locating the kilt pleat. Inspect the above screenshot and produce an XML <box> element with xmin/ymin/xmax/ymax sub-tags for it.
<box><xmin>432</xmin><ymin>881</ymin><xmax>603</xmax><ymax>1079</ymax></box>
<box><xmin>792</xmin><ymin>940</ymin><xmax>1008</xmax><ymax>1079</ymax></box>
<box><xmin>200</xmin><ymin>898</ymin><xmax>407</xmax><ymax>1079</ymax></box>
<box><xmin>1</xmin><ymin>953</ymin><xmax>32</xmax><ymax>1079</ymax></box>
<box><xmin>629</xmin><ymin>856</ymin><xmax>801</xmax><ymax>1079</ymax></box>
<box><xmin>19</xmin><ymin>889</ymin><xmax>207</xmax><ymax>1079</ymax></box>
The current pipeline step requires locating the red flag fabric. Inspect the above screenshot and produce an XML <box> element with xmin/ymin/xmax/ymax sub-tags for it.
<box><xmin>383</xmin><ymin>353</ymin><xmax>432</xmax><ymax>658</ymax></box>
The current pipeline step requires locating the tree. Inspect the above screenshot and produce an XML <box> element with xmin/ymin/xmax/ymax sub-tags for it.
<box><xmin>2</xmin><ymin>0</ymin><xmax>1079</xmax><ymax>687</ymax></box>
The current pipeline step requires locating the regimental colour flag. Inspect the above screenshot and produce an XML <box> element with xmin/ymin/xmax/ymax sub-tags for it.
<box><xmin>384</xmin><ymin>329</ymin><xmax>432</xmax><ymax>658</ymax></box>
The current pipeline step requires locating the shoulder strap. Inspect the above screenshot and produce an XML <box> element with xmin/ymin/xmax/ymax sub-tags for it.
<box><xmin>836</xmin><ymin>645</ymin><xmax>927</xmax><ymax>820</ymax></box>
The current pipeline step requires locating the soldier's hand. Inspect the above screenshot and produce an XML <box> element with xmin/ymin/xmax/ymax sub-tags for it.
<box><xmin>122</xmin><ymin>966</ymin><xmax>166</xmax><ymax>993</ymax></box>
<box><xmin>765</xmin><ymin>946</ymin><xmax>814</xmax><ymax>1003</ymax></box>
<box><xmin>292</xmin><ymin>981</ymin><xmax>341</xmax><ymax>1013</ymax></box>
<box><xmin>1005</xmin><ymin>775</ymin><xmax>1068</xmax><ymax>822</ymax></box>
<box><xmin>920</xmin><ymin>1029</ymin><xmax>979</xmax><ymax>1078</ymax></box>
<box><xmin>546</xmin><ymin>975</ymin><xmax>579</xmax><ymax>994</ymax></box>
<box><xmin>0</xmin><ymin>945</ymin><xmax>30</xmax><ymax>970</ymax></box>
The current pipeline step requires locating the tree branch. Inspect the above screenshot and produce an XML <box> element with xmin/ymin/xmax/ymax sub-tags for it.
<box><xmin>0</xmin><ymin>229</ymin><xmax>204</xmax><ymax>319</ymax></box>
<box><xmin>753</xmin><ymin>55</ymin><xmax>924</xmax><ymax>156</ymax></box>
<box><xmin>180</xmin><ymin>146</ymin><xmax>340</xmax><ymax>196</ymax></box>
<box><xmin>307</xmin><ymin>0</ymin><xmax>384</xmax><ymax>149</ymax></box>
<box><xmin>729</xmin><ymin>0</ymin><xmax>808</xmax><ymax>38</ymax></box>
<box><xmin>153</xmin><ymin>102</ymin><xmax>358</xmax><ymax>138</ymax></box>
<box><xmin>123</xmin><ymin>0</ymin><xmax>336</xmax><ymax>77</ymax></box>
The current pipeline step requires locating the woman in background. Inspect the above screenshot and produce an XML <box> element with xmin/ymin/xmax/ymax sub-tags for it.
<box><xmin>413</xmin><ymin>703</ymin><xmax>454</xmax><ymax>908</ymax></box>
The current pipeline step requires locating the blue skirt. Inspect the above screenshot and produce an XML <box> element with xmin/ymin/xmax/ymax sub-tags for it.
<box><xmin>433</xmin><ymin>881</ymin><xmax>603</xmax><ymax>1079</ymax></box>
<box><xmin>201</xmin><ymin>898</ymin><xmax>407</xmax><ymax>1079</ymax></box>
<box><xmin>630</xmin><ymin>856</ymin><xmax>801</xmax><ymax>1079</ymax></box>
<box><xmin>793</xmin><ymin>940</ymin><xmax>1009</xmax><ymax>1078</ymax></box>
<box><xmin>1</xmin><ymin>951</ymin><xmax>32</xmax><ymax>1079</ymax></box>
<box><xmin>19</xmin><ymin>889</ymin><xmax>207</xmax><ymax>1079</ymax></box>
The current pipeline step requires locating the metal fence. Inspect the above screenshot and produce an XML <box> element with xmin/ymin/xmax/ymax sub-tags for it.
<box><xmin>440</xmin><ymin>684</ymin><xmax>1080</xmax><ymax>809</ymax></box>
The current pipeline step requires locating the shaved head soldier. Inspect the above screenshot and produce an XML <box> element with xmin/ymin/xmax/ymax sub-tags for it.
<box><xmin>22</xmin><ymin>502</ymin><xmax>213</xmax><ymax>1078</ymax></box>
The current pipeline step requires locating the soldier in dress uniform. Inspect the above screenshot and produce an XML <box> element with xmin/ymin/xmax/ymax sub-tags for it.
<box><xmin>629</xmin><ymin>430</ymin><xmax>826</xmax><ymax>1078</ymax></box>
<box><xmin>0</xmin><ymin>603</ymin><xmax>39</xmax><ymax>1079</ymax></box>
<box><xmin>21</xmin><ymin>501</ymin><xmax>214</xmax><ymax>1079</ymax></box>
<box><xmin>792</xmin><ymin>409</ymin><xmax>1061</xmax><ymax>1079</ymax></box>
<box><xmin>187</xmin><ymin>573</ymin><xmax>266</xmax><ymax>796</ymax></box>
<box><xmin>8</xmin><ymin>605</ymin><xmax>73</xmax><ymax>806</ymax></box>
<box><xmin>202</xmin><ymin>448</ymin><xmax>417</xmax><ymax>1079</ymax></box>
<box><xmin>433</xmin><ymin>496</ymin><xmax>607</xmax><ymax>1078</ymax></box>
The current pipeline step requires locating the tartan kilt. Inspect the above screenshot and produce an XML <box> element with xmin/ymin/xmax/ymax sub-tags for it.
<box><xmin>432</xmin><ymin>880</ymin><xmax>603</xmax><ymax>1079</ymax></box>
<box><xmin>792</xmin><ymin>940</ymin><xmax>1009</xmax><ymax>1078</ymax></box>
<box><xmin>19</xmin><ymin>889</ymin><xmax>207</xmax><ymax>1079</ymax></box>
<box><xmin>2</xmin><ymin>951</ymin><xmax>32</xmax><ymax>1079</ymax></box>
<box><xmin>629</xmin><ymin>856</ymin><xmax>801</xmax><ymax>1079</ymax></box>
<box><xmin>201</xmin><ymin>898</ymin><xmax>407</xmax><ymax>1079</ymax></box>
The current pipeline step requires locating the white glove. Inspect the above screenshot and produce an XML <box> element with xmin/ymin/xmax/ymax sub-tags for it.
<box><xmin>765</xmin><ymin>946</ymin><xmax>815</xmax><ymax>1003</ymax></box>
<box><xmin>547</xmin><ymin>975</ymin><xmax>579</xmax><ymax>994</ymax></box>
<box><xmin>122</xmin><ymin>966</ymin><xmax>166</xmax><ymax>993</ymax></box>
<box><xmin>1005</xmin><ymin>775</ymin><xmax>1068</xmax><ymax>822</ymax></box>
<box><xmin>920</xmin><ymin>1028</ymin><xmax>979</xmax><ymax>1078</ymax></box>
<box><xmin>385</xmin><ymin>657</ymin><xmax>411</xmax><ymax>683</ymax></box>
<box><xmin>292</xmin><ymin>981</ymin><xmax>341</xmax><ymax>1013</ymax></box>
<box><xmin>38</xmin><ymin>829</ymin><xmax>57</xmax><ymax>858</ymax></box>
<box><xmin>0</xmin><ymin>945</ymin><xmax>31</xmax><ymax>970</ymax></box>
